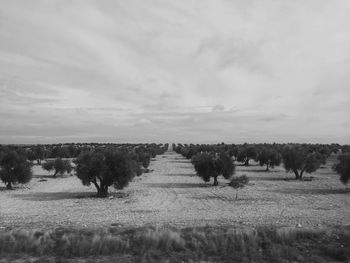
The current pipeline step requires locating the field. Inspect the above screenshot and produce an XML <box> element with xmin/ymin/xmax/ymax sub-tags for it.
<box><xmin>1</xmin><ymin>151</ymin><xmax>349</xmax><ymax>230</ymax></box>
<box><xmin>0</xmin><ymin>151</ymin><xmax>349</xmax><ymax>262</ymax></box>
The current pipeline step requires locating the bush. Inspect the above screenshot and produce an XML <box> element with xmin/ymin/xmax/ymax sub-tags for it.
<box><xmin>0</xmin><ymin>150</ymin><xmax>32</xmax><ymax>189</ymax></box>
<box><xmin>229</xmin><ymin>175</ymin><xmax>249</xmax><ymax>200</ymax></box>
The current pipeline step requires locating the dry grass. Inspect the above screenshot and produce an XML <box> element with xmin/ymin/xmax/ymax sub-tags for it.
<box><xmin>0</xmin><ymin>226</ymin><xmax>349</xmax><ymax>262</ymax></box>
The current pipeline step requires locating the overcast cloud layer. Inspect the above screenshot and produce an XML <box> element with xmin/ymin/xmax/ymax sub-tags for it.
<box><xmin>0</xmin><ymin>0</ymin><xmax>349</xmax><ymax>144</ymax></box>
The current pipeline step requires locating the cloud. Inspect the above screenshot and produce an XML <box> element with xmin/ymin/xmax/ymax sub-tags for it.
<box><xmin>0</xmin><ymin>0</ymin><xmax>349</xmax><ymax>143</ymax></box>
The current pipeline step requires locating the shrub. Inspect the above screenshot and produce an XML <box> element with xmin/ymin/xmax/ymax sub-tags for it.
<box><xmin>229</xmin><ymin>175</ymin><xmax>249</xmax><ymax>200</ymax></box>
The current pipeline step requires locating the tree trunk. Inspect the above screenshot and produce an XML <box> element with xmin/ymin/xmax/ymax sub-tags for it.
<box><xmin>266</xmin><ymin>163</ymin><xmax>269</xmax><ymax>171</ymax></box>
<box><xmin>294</xmin><ymin>170</ymin><xmax>300</xmax><ymax>180</ymax></box>
<box><xmin>235</xmin><ymin>190</ymin><xmax>238</xmax><ymax>200</ymax></box>
<box><xmin>6</xmin><ymin>182</ymin><xmax>12</xmax><ymax>190</ymax></box>
<box><xmin>300</xmin><ymin>168</ymin><xmax>305</xmax><ymax>180</ymax></box>
<box><xmin>97</xmin><ymin>187</ymin><xmax>108</xmax><ymax>197</ymax></box>
<box><xmin>244</xmin><ymin>159</ymin><xmax>250</xmax><ymax>166</ymax></box>
<box><xmin>213</xmin><ymin>176</ymin><xmax>218</xmax><ymax>186</ymax></box>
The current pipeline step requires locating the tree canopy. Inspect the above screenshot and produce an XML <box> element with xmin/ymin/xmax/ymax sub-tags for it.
<box><xmin>192</xmin><ymin>152</ymin><xmax>235</xmax><ymax>186</ymax></box>
<box><xmin>0</xmin><ymin>150</ymin><xmax>32</xmax><ymax>189</ymax></box>
<box><xmin>74</xmin><ymin>149</ymin><xmax>136</xmax><ymax>197</ymax></box>
<box><xmin>257</xmin><ymin>148</ymin><xmax>281</xmax><ymax>171</ymax></box>
<box><xmin>333</xmin><ymin>153</ymin><xmax>350</xmax><ymax>185</ymax></box>
<box><xmin>42</xmin><ymin>158</ymin><xmax>72</xmax><ymax>177</ymax></box>
<box><xmin>282</xmin><ymin>146</ymin><xmax>321</xmax><ymax>180</ymax></box>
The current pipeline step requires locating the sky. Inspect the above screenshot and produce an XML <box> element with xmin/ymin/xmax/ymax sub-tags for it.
<box><xmin>0</xmin><ymin>0</ymin><xmax>349</xmax><ymax>144</ymax></box>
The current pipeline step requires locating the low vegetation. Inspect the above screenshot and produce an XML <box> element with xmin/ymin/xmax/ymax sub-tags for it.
<box><xmin>229</xmin><ymin>174</ymin><xmax>249</xmax><ymax>200</ymax></box>
<box><xmin>0</xmin><ymin>226</ymin><xmax>348</xmax><ymax>262</ymax></box>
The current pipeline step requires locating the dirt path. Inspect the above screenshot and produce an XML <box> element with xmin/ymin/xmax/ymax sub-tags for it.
<box><xmin>0</xmin><ymin>152</ymin><xmax>349</xmax><ymax>230</ymax></box>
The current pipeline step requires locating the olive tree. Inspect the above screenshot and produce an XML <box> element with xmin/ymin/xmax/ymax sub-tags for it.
<box><xmin>282</xmin><ymin>145</ymin><xmax>321</xmax><ymax>180</ymax></box>
<box><xmin>42</xmin><ymin>158</ymin><xmax>72</xmax><ymax>178</ymax></box>
<box><xmin>74</xmin><ymin>149</ymin><xmax>136</xmax><ymax>197</ymax></box>
<box><xmin>237</xmin><ymin>146</ymin><xmax>257</xmax><ymax>166</ymax></box>
<box><xmin>0</xmin><ymin>150</ymin><xmax>32</xmax><ymax>189</ymax></box>
<box><xmin>192</xmin><ymin>152</ymin><xmax>235</xmax><ymax>186</ymax></box>
<box><xmin>257</xmin><ymin>149</ymin><xmax>281</xmax><ymax>171</ymax></box>
<box><xmin>333</xmin><ymin>153</ymin><xmax>350</xmax><ymax>185</ymax></box>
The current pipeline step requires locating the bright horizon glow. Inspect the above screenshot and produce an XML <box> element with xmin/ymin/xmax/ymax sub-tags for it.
<box><xmin>0</xmin><ymin>0</ymin><xmax>350</xmax><ymax>144</ymax></box>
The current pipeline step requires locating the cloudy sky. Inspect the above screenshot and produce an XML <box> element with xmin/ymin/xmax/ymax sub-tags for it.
<box><xmin>0</xmin><ymin>0</ymin><xmax>349</xmax><ymax>144</ymax></box>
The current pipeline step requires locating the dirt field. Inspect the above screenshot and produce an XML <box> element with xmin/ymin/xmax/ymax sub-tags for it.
<box><xmin>0</xmin><ymin>151</ymin><xmax>349</xmax><ymax>230</ymax></box>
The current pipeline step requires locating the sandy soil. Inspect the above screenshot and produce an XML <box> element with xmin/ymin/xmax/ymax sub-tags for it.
<box><xmin>0</xmin><ymin>152</ymin><xmax>349</xmax><ymax>230</ymax></box>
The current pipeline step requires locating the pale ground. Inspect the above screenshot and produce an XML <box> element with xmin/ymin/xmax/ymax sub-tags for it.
<box><xmin>0</xmin><ymin>151</ymin><xmax>349</xmax><ymax>230</ymax></box>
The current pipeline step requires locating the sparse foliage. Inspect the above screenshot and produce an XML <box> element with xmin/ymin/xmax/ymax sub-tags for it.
<box><xmin>229</xmin><ymin>175</ymin><xmax>249</xmax><ymax>200</ymax></box>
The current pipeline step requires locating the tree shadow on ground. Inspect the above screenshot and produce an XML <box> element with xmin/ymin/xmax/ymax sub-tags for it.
<box><xmin>177</xmin><ymin>165</ymin><xmax>194</xmax><ymax>169</ymax></box>
<box><xmin>164</xmin><ymin>173</ymin><xmax>196</xmax><ymax>177</ymax></box>
<box><xmin>237</xmin><ymin>169</ymin><xmax>281</xmax><ymax>173</ymax></box>
<box><xmin>144</xmin><ymin>183</ymin><xmax>210</xmax><ymax>188</ymax></box>
<box><xmin>11</xmin><ymin>192</ymin><xmax>96</xmax><ymax>201</ymax></box>
<box><xmin>33</xmin><ymin>174</ymin><xmax>73</xmax><ymax>179</ymax></box>
<box><xmin>191</xmin><ymin>195</ymin><xmax>274</xmax><ymax>203</ymax></box>
<box><xmin>169</xmin><ymin>160</ymin><xmax>190</xmax><ymax>163</ymax></box>
<box><xmin>272</xmin><ymin>188</ymin><xmax>350</xmax><ymax>195</ymax></box>
<box><xmin>0</xmin><ymin>186</ymin><xmax>29</xmax><ymax>191</ymax></box>
<box><xmin>248</xmin><ymin>176</ymin><xmax>293</xmax><ymax>181</ymax></box>
<box><xmin>236</xmin><ymin>163</ymin><xmax>259</xmax><ymax>167</ymax></box>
